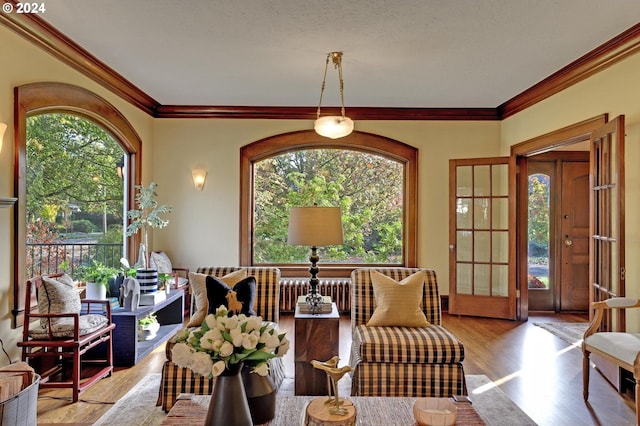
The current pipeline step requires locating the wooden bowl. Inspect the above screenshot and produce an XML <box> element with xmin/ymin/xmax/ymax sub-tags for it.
<box><xmin>412</xmin><ymin>397</ymin><xmax>457</xmax><ymax>426</ymax></box>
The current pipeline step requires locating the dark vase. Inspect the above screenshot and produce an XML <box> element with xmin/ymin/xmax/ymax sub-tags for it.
<box><xmin>109</xmin><ymin>273</ymin><xmax>124</xmax><ymax>299</ymax></box>
<box><xmin>205</xmin><ymin>362</ymin><xmax>252</xmax><ymax>426</ymax></box>
<box><xmin>242</xmin><ymin>365</ymin><xmax>277</xmax><ymax>424</ymax></box>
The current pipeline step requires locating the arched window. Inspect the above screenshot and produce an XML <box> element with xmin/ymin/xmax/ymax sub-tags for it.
<box><xmin>14</xmin><ymin>82</ymin><xmax>142</xmax><ymax>326</ymax></box>
<box><xmin>240</xmin><ymin>130</ymin><xmax>418</xmax><ymax>277</ymax></box>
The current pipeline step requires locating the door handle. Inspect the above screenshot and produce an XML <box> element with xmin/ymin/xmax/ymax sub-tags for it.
<box><xmin>564</xmin><ymin>235</ymin><xmax>573</xmax><ymax>246</ymax></box>
<box><xmin>449</xmin><ymin>244</ymin><xmax>455</xmax><ymax>252</ymax></box>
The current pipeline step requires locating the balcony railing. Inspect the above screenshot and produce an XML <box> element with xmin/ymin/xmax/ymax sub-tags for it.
<box><xmin>26</xmin><ymin>242</ymin><xmax>124</xmax><ymax>279</ymax></box>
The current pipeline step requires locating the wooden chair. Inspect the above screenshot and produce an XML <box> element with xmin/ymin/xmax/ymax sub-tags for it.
<box><xmin>17</xmin><ymin>273</ymin><xmax>115</xmax><ymax>402</ymax></box>
<box><xmin>583</xmin><ymin>297</ymin><xmax>640</xmax><ymax>425</ymax></box>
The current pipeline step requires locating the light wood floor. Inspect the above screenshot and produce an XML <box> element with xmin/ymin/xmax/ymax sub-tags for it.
<box><xmin>36</xmin><ymin>312</ymin><xmax>636</xmax><ymax>425</ymax></box>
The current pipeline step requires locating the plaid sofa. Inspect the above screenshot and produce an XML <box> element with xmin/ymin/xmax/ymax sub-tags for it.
<box><xmin>349</xmin><ymin>268</ymin><xmax>467</xmax><ymax>397</ymax></box>
<box><xmin>157</xmin><ymin>266</ymin><xmax>285</xmax><ymax>411</ymax></box>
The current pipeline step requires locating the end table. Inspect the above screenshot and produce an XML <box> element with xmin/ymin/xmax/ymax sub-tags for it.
<box><xmin>294</xmin><ymin>302</ymin><xmax>339</xmax><ymax>395</ymax></box>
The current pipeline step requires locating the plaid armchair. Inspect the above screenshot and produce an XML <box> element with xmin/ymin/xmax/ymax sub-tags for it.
<box><xmin>157</xmin><ymin>266</ymin><xmax>284</xmax><ymax>411</ymax></box>
<box><xmin>349</xmin><ymin>268</ymin><xmax>467</xmax><ymax>397</ymax></box>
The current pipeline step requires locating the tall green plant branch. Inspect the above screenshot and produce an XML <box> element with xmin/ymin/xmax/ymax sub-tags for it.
<box><xmin>126</xmin><ymin>182</ymin><xmax>172</xmax><ymax>269</ymax></box>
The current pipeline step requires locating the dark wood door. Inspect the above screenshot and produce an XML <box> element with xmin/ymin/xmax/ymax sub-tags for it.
<box><xmin>560</xmin><ymin>161</ymin><xmax>590</xmax><ymax>311</ymax></box>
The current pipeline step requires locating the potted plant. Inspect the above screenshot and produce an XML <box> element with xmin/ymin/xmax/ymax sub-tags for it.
<box><xmin>138</xmin><ymin>313</ymin><xmax>160</xmax><ymax>341</ymax></box>
<box><xmin>126</xmin><ymin>182</ymin><xmax>172</xmax><ymax>293</ymax></box>
<box><xmin>126</xmin><ymin>182</ymin><xmax>172</xmax><ymax>269</ymax></box>
<box><xmin>77</xmin><ymin>261</ymin><xmax>119</xmax><ymax>300</ymax></box>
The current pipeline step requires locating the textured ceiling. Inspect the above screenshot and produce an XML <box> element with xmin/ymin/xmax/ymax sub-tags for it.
<box><xmin>37</xmin><ymin>0</ymin><xmax>640</xmax><ymax>108</ymax></box>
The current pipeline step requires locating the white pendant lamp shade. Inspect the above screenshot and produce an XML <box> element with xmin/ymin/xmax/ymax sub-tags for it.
<box><xmin>314</xmin><ymin>115</ymin><xmax>354</xmax><ymax>139</ymax></box>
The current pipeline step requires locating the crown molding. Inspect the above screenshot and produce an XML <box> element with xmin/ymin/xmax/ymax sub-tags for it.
<box><xmin>2</xmin><ymin>5</ymin><xmax>639</xmax><ymax>121</ymax></box>
<box><xmin>0</xmin><ymin>3</ymin><xmax>159</xmax><ymax>116</ymax></box>
<box><xmin>499</xmin><ymin>23</ymin><xmax>640</xmax><ymax>119</ymax></box>
<box><xmin>155</xmin><ymin>105</ymin><xmax>499</xmax><ymax>120</ymax></box>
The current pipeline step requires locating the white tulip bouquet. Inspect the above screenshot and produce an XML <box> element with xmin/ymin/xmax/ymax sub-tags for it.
<box><xmin>171</xmin><ymin>306</ymin><xmax>289</xmax><ymax>377</ymax></box>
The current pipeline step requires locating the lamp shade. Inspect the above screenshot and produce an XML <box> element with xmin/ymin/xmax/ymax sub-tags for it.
<box><xmin>314</xmin><ymin>116</ymin><xmax>354</xmax><ymax>139</ymax></box>
<box><xmin>192</xmin><ymin>169</ymin><xmax>207</xmax><ymax>190</ymax></box>
<box><xmin>287</xmin><ymin>206</ymin><xmax>344</xmax><ymax>246</ymax></box>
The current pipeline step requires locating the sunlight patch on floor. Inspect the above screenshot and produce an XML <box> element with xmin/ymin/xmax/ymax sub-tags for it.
<box><xmin>469</xmin><ymin>341</ymin><xmax>580</xmax><ymax>396</ymax></box>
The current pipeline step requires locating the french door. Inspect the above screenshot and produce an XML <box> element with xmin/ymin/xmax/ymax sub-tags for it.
<box><xmin>449</xmin><ymin>157</ymin><xmax>517</xmax><ymax>319</ymax></box>
<box><xmin>589</xmin><ymin>116</ymin><xmax>625</xmax><ymax>329</ymax></box>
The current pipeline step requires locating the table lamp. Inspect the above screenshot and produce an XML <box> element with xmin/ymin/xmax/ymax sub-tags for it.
<box><xmin>288</xmin><ymin>205</ymin><xmax>344</xmax><ymax>313</ymax></box>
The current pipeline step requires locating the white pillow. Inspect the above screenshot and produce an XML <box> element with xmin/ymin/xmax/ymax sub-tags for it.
<box><xmin>39</xmin><ymin>274</ymin><xmax>81</xmax><ymax>328</ymax></box>
<box><xmin>150</xmin><ymin>251</ymin><xmax>173</xmax><ymax>273</ymax></box>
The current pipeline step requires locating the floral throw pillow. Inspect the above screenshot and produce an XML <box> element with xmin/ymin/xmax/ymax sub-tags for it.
<box><xmin>39</xmin><ymin>274</ymin><xmax>81</xmax><ymax>328</ymax></box>
<box><xmin>366</xmin><ymin>270</ymin><xmax>429</xmax><ymax>327</ymax></box>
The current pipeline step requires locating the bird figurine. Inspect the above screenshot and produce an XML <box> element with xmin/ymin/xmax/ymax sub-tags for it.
<box><xmin>311</xmin><ymin>357</ymin><xmax>353</xmax><ymax>415</ymax></box>
<box><xmin>312</xmin><ymin>356</ymin><xmax>340</xmax><ymax>403</ymax></box>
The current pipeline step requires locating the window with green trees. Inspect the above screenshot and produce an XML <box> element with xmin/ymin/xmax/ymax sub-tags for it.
<box><xmin>26</xmin><ymin>113</ymin><xmax>125</xmax><ymax>276</ymax></box>
<box><xmin>527</xmin><ymin>173</ymin><xmax>550</xmax><ymax>289</ymax></box>
<box><xmin>253</xmin><ymin>148</ymin><xmax>404</xmax><ymax>265</ymax></box>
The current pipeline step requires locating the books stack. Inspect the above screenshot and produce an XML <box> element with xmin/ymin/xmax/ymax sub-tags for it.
<box><xmin>83</xmin><ymin>297</ymin><xmax>120</xmax><ymax>314</ymax></box>
<box><xmin>140</xmin><ymin>291</ymin><xmax>166</xmax><ymax>306</ymax></box>
<box><xmin>297</xmin><ymin>295</ymin><xmax>332</xmax><ymax>313</ymax></box>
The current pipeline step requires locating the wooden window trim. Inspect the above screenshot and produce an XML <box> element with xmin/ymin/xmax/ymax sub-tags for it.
<box><xmin>240</xmin><ymin>130</ymin><xmax>418</xmax><ymax>277</ymax></box>
<box><xmin>13</xmin><ymin>82</ymin><xmax>142</xmax><ymax>327</ymax></box>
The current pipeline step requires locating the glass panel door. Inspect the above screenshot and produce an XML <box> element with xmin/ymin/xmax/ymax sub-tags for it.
<box><xmin>449</xmin><ymin>157</ymin><xmax>516</xmax><ymax>319</ymax></box>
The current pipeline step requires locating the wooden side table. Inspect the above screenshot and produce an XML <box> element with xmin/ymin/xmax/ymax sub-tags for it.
<box><xmin>294</xmin><ymin>302</ymin><xmax>340</xmax><ymax>395</ymax></box>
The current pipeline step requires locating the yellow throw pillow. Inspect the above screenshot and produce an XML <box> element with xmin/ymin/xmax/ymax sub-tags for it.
<box><xmin>366</xmin><ymin>270</ymin><xmax>429</xmax><ymax>328</ymax></box>
<box><xmin>187</xmin><ymin>269</ymin><xmax>247</xmax><ymax>327</ymax></box>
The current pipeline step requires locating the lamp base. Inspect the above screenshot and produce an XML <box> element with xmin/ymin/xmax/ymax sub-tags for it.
<box><xmin>302</xmin><ymin>293</ymin><xmax>332</xmax><ymax>314</ymax></box>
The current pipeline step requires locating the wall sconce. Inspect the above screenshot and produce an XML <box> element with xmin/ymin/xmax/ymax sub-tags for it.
<box><xmin>0</xmin><ymin>122</ymin><xmax>7</xmax><ymax>153</ymax></box>
<box><xmin>192</xmin><ymin>169</ymin><xmax>207</xmax><ymax>191</ymax></box>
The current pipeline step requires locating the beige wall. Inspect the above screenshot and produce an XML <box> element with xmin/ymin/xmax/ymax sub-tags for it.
<box><xmin>502</xmin><ymin>52</ymin><xmax>640</xmax><ymax>328</ymax></box>
<box><xmin>152</xmin><ymin>119</ymin><xmax>501</xmax><ymax>277</ymax></box>
<box><xmin>0</xmin><ymin>25</ymin><xmax>154</xmax><ymax>364</ymax></box>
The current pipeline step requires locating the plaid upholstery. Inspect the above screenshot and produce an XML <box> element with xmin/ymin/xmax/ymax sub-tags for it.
<box><xmin>196</xmin><ymin>266</ymin><xmax>280</xmax><ymax>323</ymax></box>
<box><xmin>353</xmin><ymin>325</ymin><xmax>464</xmax><ymax>364</ymax></box>
<box><xmin>349</xmin><ymin>268</ymin><xmax>467</xmax><ymax>397</ymax></box>
<box><xmin>157</xmin><ymin>266</ymin><xmax>282</xmax><ymax>411</ymax></box>
<box><xmin>158</xmin><ymin>346</ymin><xmax>285</xmax><ymax>412</ymax></box>
<box><xmin>350</xmin><ymin>359</ymin><xmax>466</xmax><ymax>397</ymax></box>
<box><xmin>351</xmin><ymin>268</ymin><xmax>441</xmax><ymax>328</ymax></box>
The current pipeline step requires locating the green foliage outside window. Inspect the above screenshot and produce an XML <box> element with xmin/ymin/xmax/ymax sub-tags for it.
<box><xmin>26</xmin><ymin>113</ymin><xmax>124</xmax><ymax>228</ymax></box>
<box><xmin>254</xmin><ymin>149</ymin><xmax>404</xmax><ymax>264</ymax></box>
<box><xmin>528</xmin><ymin>174</ymin><xmax>550</xmax><ymax>254</ymax></box>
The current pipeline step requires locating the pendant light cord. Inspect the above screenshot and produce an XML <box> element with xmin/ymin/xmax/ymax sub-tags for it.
<box><xmin>316</xmin><ymin>52</ymin><xmax>347</xmax><ymax>120</ymax></box>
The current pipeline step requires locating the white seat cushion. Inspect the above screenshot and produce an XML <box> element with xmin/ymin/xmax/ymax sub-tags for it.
<box><xmin>29</xmin><ymin>314</ymin><xmax>109</xmax><ymax>339</ymax></box>
<box><xmin>585</xmin><ymin>332</ymin><xmax>640</xmax><ymax>366</ymax></box>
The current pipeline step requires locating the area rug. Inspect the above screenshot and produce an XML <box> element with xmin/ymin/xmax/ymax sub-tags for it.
<box><xmin>533</xmin><ymin>322</ymin><xmax>589</xmax><ymax>345</ymax></box>
<box><xmin>94</xmin><ymin>374</ymin><xmax>536</xmax><ymax>425</ymax></box>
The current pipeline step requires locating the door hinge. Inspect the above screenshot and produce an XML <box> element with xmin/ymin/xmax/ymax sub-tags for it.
<box><xmin>516</xmin><ymin>289</ymin><xmax>521</xmax><ymax>298</ymax></box>
<box><xmin>621</xmin><ymin>267</ymin><xmax>626</xmax><ymax>281</ymax></box>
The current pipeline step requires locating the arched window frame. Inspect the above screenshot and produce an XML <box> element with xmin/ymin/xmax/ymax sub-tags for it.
<box><xmin>13</xmin><ymin>82</ymin><xmax>142</xmax><ymax>326</ymax></box>
<box><xmin>240</xmin><ymin>130</ymin><xmax>418</xmax><ymax>277</ymax></box>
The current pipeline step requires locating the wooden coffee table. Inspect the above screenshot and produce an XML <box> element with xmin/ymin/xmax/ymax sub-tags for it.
<box><xmin>163</xmin><ymin>394</ymin><xmax>485</xmax><ymax>425</ymax></box>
